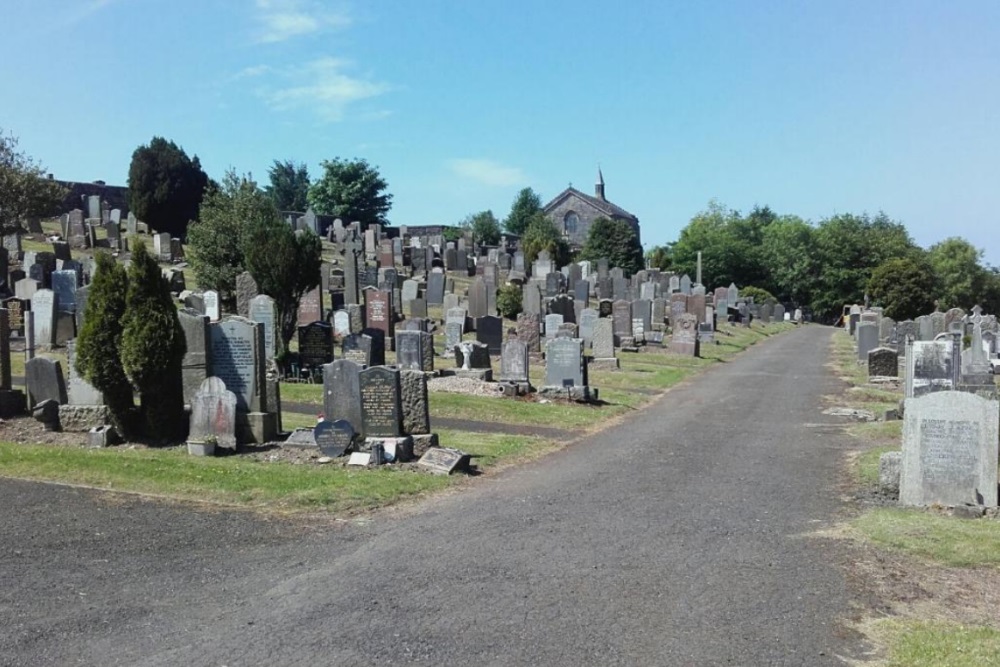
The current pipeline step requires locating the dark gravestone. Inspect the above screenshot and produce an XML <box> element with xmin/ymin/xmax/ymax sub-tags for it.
<box><xmin>298</xmin><ymin>322</ymin><xmax>334</xmax><ymax>368</ymax></box>
<box><xmin>359</xmin><ymin>366</ymin><xmax>403</xmax><ymax>437</ymax></box>
<box><xmin>361</xmin><ymin>328</ymin><xmax>387</xmax><ymax>366</ymax></box>
<box><xmin>868</xmin><ymin>347</ymin><xmax>898</xmax><ymax>378</ymax></box>
<box><xmin>400</xmin><ymin>370</ymin><xmax>430</xmax><ymax>435</ymax></box>
<box><xmin>598</xmin><ymin>299</ymin><xmax>613</xmax><ymax>318</ymax></box>
<box><xmin>468</xmin><ymin>279</ymin><xmax>488</xmax><ymax>320</ymax></box>
<box><xmin>25</xmin><ymin>357</ymin><xmax>67</xmax><ymax>407</ymax></box>
<box><xmin>179</xmin><ymin>309</ymin><xmax>212</xmax><ymax>407</ymax></box>
<box><xmin>365</xmin><ymin>289</ymin><xmax>394</xmax><ymax>340</ymax></box>
<box><xmin>396</xmin><ymin>330</ymin><xmax>428</xmax><ymax>372</ymax></box>
<box><xmin>476</xmin><ymin>315</ymin><xmax>503</xmax><ymax>355</ymax></box>
<box><xmin>51</xmin><ymin>270</ymin><xmax>77</xmax><ymax>313</ymax></box>
<box><xmin>297</xmin><ymin>286</ymin><xmax>323</xmax><ymax>327</ymax></box>
<box><xmin>548</xmin><ymin>294</ymin><xmax>575</xmax><ymax>324</ymax></box>
<box><xmin>235</xmin><ymin>271</ymin><xmax>258</xmax><ymax>319</ymax></box>
<box><xmin>342</xmin><ymin>333</ymin><xmax>373</xmax><ymax>367</ymax></box>
<box><xmin>3</xmin><ymin>297</ymin><xmax>25</xmax><ymax>336</ymax></box>
<box><xmin>323</xmin><ymin>359</ymin><xmax>363</xmax><ymax>432</ymax></box>
<box><xmin>426</xmin><ymin>272</ymin><xmax>445</xmax><ymax>305</ymax></box>
<box><xmin>314</xmin><ymin>419</ymin><xmax>354</xmax><ymax>457</ymax></box>
<box><xmin>209</xmin><ymin>318</ymin><xmax>264</xmax><ymax>412</ymax></box>
<box><xmin>612</xmin><ymin>299</ymin><xmax>631</xmax><ymax>342</ymax></box>
<box><xmin>515</xmin><ymin>312</ymin><xmax>541</xmax><ymax>355</ymax></box>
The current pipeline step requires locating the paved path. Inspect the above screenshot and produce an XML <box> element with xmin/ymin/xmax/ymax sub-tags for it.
<box><xmin>0</xmin><ymin>326</ymin><xmax>862</xmax><ymax>666</ymax></box>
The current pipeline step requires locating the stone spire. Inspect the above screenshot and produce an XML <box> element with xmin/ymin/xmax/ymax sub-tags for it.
<box><xmin>595</xmin><ymin>166</ymin><xmax>605</xmax><ymax>201</ymax></box>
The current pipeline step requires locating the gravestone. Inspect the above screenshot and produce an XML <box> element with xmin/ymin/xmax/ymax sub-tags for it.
<box><xmin>905</xmin><ymin>339</ymin><xmax>959</xmax><ymax>398</ymax></box>
<box><xmin>178</xmin><ymin>309</ymin><xmax>212</xmax><ymax>407</ymax></box>
<box><xmin>400</xmin><ymin>370</ymin><xmax>431</xmax><ymax>435</ymax></box>
<box><xmin>298</xmin><ymin>322</ymin><xmax>334</xmax><ymax>368</ymax></box>
<box><xmin>856</xmin><ymin>323</ymin><xmax>878</xmax><ymax>361</ymax></box>
<box><xmin>235</xmin><ymin>271</ymin><xmax>258</xmax><ymax>318</ymax></box>
<box><xmin>516</xmin><ymin>312</ymin><xmax>541</xmax><ymax>355</ymax></box>
<box><xmin>591</xmin><ymin>318</ymin><xmax>616</xmax><ymax>362</ymax></box>
<box><xmin>900</xmin><ymin>391</ymin><xmax>999</xmax><ymax>507</ymax></box>
<box><xmin>476</xmin><ymin>315</ymin><xmax>503</xmax><ymax>355</ymax></box>
<box><xmin>578</xmin><ymin>308</ymin><xmax>599</xmax><ymax>346</ymax></box>
<box><xmin>188</xmin><ymin>377</ymin><xmax>238</xmax><ymax>450</ymax></box>
<box><xmin>359</xmin><ymin>366</ymin><xmax>403</xmax><ymax>437</ymax></box>
<box><xmin>499</xmin><ymin>339</ymin><xmax>529</xmax><ymax>383</ymax></box>
<box><xmin>342</xmin><ymin>333</ymin><xmax>374</xmax><ymax>367</ymax></box>
<box><xmin>25</xmin><ymin>357</ymin><xmax>67</xmax><ymax>407</ymax></box>
<box><xmin>30</xmin><ymin>289</ymin><xmax>57</xmax><ymax>348</ymax></box>
<box><xmin>548</xmin><ymin>294</ymin><xmax>575</xmax><ymax>324</ymax></box>
<box><xmin>204</xmin><ymin>290</ymin><xmax>220</xmax><ymax>322</ymax></box>
<box><xmin>612</xmin><ymin>300</ymin><xmax>631</xmax><ymax>343</ymax></box>
<box><xmin>544</xmin><ymin>337</ymin><xmax>586</xmax><ymax>388</ymax></box>
<box><xmin>868</xmin><ymin>347</ymin><xmax>898</xmax><ymax>378</ymax></box>
<box><xmin>364</xmin><ymin>289</ymin><xmax>394</xmax><ymax>340</ymax></box>
<box><xmin>65</xmin><ymin>340</ymin><xmax>103</xmax><ymax>405</ymax></box>
<box><xmin>333</xmin><ymin>309</ymin><xmax>351</xmax><ymax>338</ymax></box>
<box><xmin>297</xmin><ymin>286</ymin><xmax>324</xmax><ymax>326</ymax></box>
<box><xmin>209</xmin><ymin>317</ymin><xmax>264</xmax><ymax>412</ymax></box>
<box><xmin>544</xmin><ymin>313</ymin><xmax>564</xmax><ymax>341</ymax></box>
<box><xmin>396</xmin><ymin>330</ymin><xmax>433</xmax><ymax>372</ymax></box>
<box><xmin>323</xmin><ymin>359</ymin><xmax>363</xmax><ymax>432</ymax></box>
<box><xmin>426</xmin><ymin>272</ymin><xmax>445</xmax><ymax>305</ymax></box>
<box><xmin>248</xmin><ymin>294</ymin><xmax>277</xmax><ymax>360</ymax></box>
<box><xmin>2</xmin><ymin>298</ymin><xmax>25</xmax><ymax>336</ymax></box>
<box><xmin>468</xmin><ymin>279</ymin><xmax>488</xmax><ymax>320</ymax></box>
<box><xmin>669</xmin><ymin>313</ymin><xmax>700</xmax><ymax>357</ymax></box>
<box><xmin>314</xmin><ymin>419</ymin><xmax>354</xmax><ymax>458</ymax></box>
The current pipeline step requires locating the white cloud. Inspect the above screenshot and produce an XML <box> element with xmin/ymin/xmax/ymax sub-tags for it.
<box><xmin>255</xmin><ymin>0</ymin><xmax>351</xmax><ymax>43</ymax></box>
<box><xmin>256</xmin><ymin>57</ymin><xmax>390</xmax><ymax>122</ymax></box>
<box><xmin>447</xmin><ymin>159</ymin><xmax>526</xmax><ymax>187</ymax></box>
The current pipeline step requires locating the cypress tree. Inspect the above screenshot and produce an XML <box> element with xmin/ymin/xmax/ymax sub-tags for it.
<box><xmin>75</xmin><ymin>252</ymin><xmax>135</xmax><ymax>437</ymax></box>
<box><xmin>120</xmin><ymin>242</ymin><xmax>187</xmax><ymax>441</ymax></box>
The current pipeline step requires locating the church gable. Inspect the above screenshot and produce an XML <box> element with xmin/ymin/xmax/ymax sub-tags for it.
<box><xmin>542</xmin><ymin>176</ymin><xmax>640</xmax><ymax>247</ymax></box>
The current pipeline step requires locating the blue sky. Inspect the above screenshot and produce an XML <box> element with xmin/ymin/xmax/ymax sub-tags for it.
<box><xmin>3</xmin><ymin>1</ymin><xmax>999</xmax><ymax>263</ymax></box>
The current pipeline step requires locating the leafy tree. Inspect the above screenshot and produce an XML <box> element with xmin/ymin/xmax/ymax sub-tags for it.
<box><xmin>187</xmin><ymin>171</ymin><xmax>274</xmax><ymax>298</ymax></box>
<box><xmin>579</xmin><ymin>216</ymin><xmax>644</xmax><ymax>275</ymax></box>
<box><xmin>503</xmin><ymin>187</ymin><xmax>543</xmax><ymax>235</ymax></box>
<box><xmin>120</xmin><ymin>242</ymin><xmax>187</xmax><ymax>441</ymax></box>
<box><xmin>496</xmin><ymin>284</ymin><xmax>523</xmax><ymax>320</ymax></box>
<box><xmin>646</xmin><ymin>244</ymin><xmax>674</xmax><ymax>272</ymax></box>
<box><xmin>671</xmin><ymin>201</ymin><xmax>759</xmax><ymax>289</ymax></box>
<box><xmin>867</xmin><ymin>257</ymin><xmax>937</xmax><ymax>320</ymax></box>
<box><xmin>75</xmin><ymin>252</ymin><xmax>134</xmax><ymax>437</ymax></box>
<box><xmin>926</xmin><ymin>237</ymin><xmax>987</xmax><ymax>310</ymax></box>
<box><xmin>307</xmin><ymin>157</ymin><xmax>391</xmax><ymax>230</ymax></box>
<box><xmin>461</xmin><ymin>210</ymin><xmax>501</xmax><ymax>246</ymax></box>
<box><xmin>0</xmin><ymin>128</ymin><xmax>67</xmax><ymax>236</ymax></box>
<box><xmin>521</xmin><ymin>214</ymin><xmax>571</xmax><ymax>267</ymax></box>
<box><xmin>265</xmin><ymin>159</ymin><xmax>310</xmax><ymax>211</ymax></box>
<box><xmin>127</xmin><ymin>137</ymin><xmax>209</xmax><ymax>239</ymax></box>
<box><xmin>759</xmin><ymin>215</ymin><xmax>816</xmax><ymax>305</ymax></box>
<box><xmin>243</xmin><ymin>219</ymin><xmax>323</xmax><ymax>361</ymax></box>
<box><xmin>810</xmin><ymin>212</ymin><xmax>918</xmax><ymax>321</ymax></box>
<box><xmin>740</xmin><ymin>286</ymin><xmax>778</xmax><ymax>305</ymax></box>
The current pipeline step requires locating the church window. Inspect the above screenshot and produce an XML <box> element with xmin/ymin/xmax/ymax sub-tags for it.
<box><xmin>564</xmin><ymin>211</ymin><xmax>579</xmax><ymax>235</ymax></box>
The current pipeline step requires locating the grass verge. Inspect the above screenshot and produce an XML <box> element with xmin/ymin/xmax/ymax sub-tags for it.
<box><xmin>853</xmin><ymin>508</ymin><xmax>1000</xmax><ymax>568</ymax></box>
<box><xmin>865</xmin><ymin>619</ymin><xmax>1000</xmax><ymax>667</ymax></box>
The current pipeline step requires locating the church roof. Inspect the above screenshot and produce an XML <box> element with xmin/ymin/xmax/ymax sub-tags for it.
<box><xmin>543</xmin><ymin>186</ymin><xmax>638</xmax><ymax>222</ymax></box>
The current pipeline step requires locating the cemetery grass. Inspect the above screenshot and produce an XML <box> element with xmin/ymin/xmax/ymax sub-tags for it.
<box><xmin>828</xmin><ymin>328</ymin><xmax>1000</xmax><ymax>665</ymax></box>
<box><xmin>0</xmin><ymin>441</ymin><xmax>451</xmax><ymax>513</ymax></box>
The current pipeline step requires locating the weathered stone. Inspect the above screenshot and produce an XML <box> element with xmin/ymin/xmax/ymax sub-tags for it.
<box><xmin>400</xmin><ymin>370</ymin><xmax>430</xmax><ymax>435</ymax></box>
<box><xmin>188</xmin><ymin>377</ymin><xmax>238</xmax><ymax>450</ymax></box>
<box><xmin>868</xmin><ymin>347</ymin><xmax>898</xmax><ymax>378</ymax></box>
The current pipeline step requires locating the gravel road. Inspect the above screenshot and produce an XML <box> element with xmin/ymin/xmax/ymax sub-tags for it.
<box><xmin>1</xmin><ymin>325</ymin><xmax>863</xmax><ymax>666</ymax></box>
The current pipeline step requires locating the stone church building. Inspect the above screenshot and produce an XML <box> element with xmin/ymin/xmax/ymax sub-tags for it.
<box><xmin>542</xmin><ymin>168</ymin><xmax>641</xmax><ymax>248</ymax></box>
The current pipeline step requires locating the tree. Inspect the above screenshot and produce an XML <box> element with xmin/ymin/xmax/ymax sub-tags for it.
<box><xmin>503</xmin><ymin>187</ymin><xmax>543</xmax><ymax>235</ymax></box>
<box><xmin>671</xmin><ymin>201</ymin><xmax>760</xmax><ymax>289</ymax></box>
<box><xmin>810</xmin><ymin>212</ymin><xmax>918</xmax><ymax>321</ymax></box>
<box><xmin>120</xmin><ymin>242</ymin><xmax>187</xmax><ymax>441</ymax></box>
<box><xmin>867</xmin><ymin>257</ymin><xmax>937</xmax><ymax>321</ymax></box>
<box><xmin>461</xmin><ymin>210</ymin><xmax>501</xmax><ymax>246</ymax></box>
<box><xmin>307</xmin><ymin>157</ymin><xmax>392</xmax><ymax>229</ymax></box>
<box><xmin>0</xmin><ymin>129</ymin><xmax>67</xmax><ymax>236</ymax></box>
<box><xmin>759</xmin><ymin>215</ymin><xmax>816</xmax><ymax>305</ymax></box>
<box><xmin>926</xmin><ymin>237</ymin><xmax>987</xmax><ymax>310</ymax></box>
<box><xmin>265</xmin><ymin>159</ymin><xmax>310</xmax><ymax>212</ymax></box>
<box><xmin>521</xmin><ymin>214</ymin><xmax>571</xmax><ymax>267</ymax></box>
<box><xmin>496</xmin><ymin>284</ymin><xmax>522</xmax><ymax>320</ymax></box>
<box><xmin>646</xmin><ymin>244</ymin><xmax>674</xmax><ymax>272</ymax></box>
<box><xmin>187</xmin><ymin>170</ymin><xmax>275</xmax><ymax>299</ymax></box>
<box><xmin>243</xmin><ymin>219</ymin><xmax>323</xmax><ymax>361</ymax></box>
<box><xmin>740</xmin><ymin>286</ymin><xmax>778</xmax><ymax>305</ymax></box>
<box><xmin>75</xmin><ymin>252</ymin><xmax>134</xmax><ymax>437</ymax></box>
<box><xmin>127</xmin><ymin>137</ymin><xmax>209</xmax><ymax>239</ymax></box>
<box><xmin>579</xmin><ymin>216</ymin><xmax>644</xmax><ymax>275</ymax></box>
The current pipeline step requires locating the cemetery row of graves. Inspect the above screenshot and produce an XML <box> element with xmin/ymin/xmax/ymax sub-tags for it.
<box><xmin>0</xmin><ymin>198</ymin><xmax>795</xmax><ymax>509</ymax></box>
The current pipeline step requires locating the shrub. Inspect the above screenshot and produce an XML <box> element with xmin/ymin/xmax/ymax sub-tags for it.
<box><xmin>496</xmin><ymin>284</ymin><xmax>523</xmax><ymax>320</ymax></box>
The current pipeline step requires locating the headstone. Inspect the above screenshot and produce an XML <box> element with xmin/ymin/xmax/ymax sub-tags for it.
<box><xmin>612</xmin><ymin>300</ymin><xmax>631</xmax><ymax>343</ymax></box>
<box><xmin>544</xmin><ymin>313</ymin><xmax>564</xmax><ymax>341</ymax></box>
<box><xmin>314</xmin><ymin>419</ymin><xmax>354</xmax><ymax>458</ymax></box>
<box><xmin>178</xmin><ymin>309</ymin><xmax>212</xmax><ymax>406</ymax></box>
<box><xmin>400</xmin><ymin>370</ymin><xmax>431</xmax><ymax>435</ymax></box>
<box><xmin>364</xmin><ymin>289</ymin><xmax>394</xmax><ymax>340</ymax></box>
<box><xmin>342</xmin><ymin>333</ymin><xmax>375</xmax><ymax>367</ymax></box>
<box><xmin>209</xmin><ymin>317</ymin><xmax>263</xmax><ymax>412</ymax></box>
<box><xmin>332</xmin><ymin>309</ymin><xmax>351</xmax><ymax>338</ymax></box>
<box><xmin>669</xmin><ymin>313</ymin><xmax>700</xmax><ymax>357</ymax></box>
<box><xmin>30</xmin><ymin>289</ymin><xmax>57</xmax><ymax>347</ymax></box>
<box><xmin>297</xmin><ymin>321</ymin><xmax>334</xmax><ymax>368</ymax></box>
<box><xmin>544</xmin><ymin>337</ymin><xmax>586</xmax><ymax>388</ymax></box>
<box><xmin>396</xmin><ymin>330</ymin><xmax>433</xmax><ymax>372</ymax></box>
<box><xmin>188</xmin><ymin>377</ymin><xmax>238</xmax><ymax>450</ymax></box>
<box><xmin>499</xmin><ymin>339</ymin><xmax>529</xmax><ymax>383</ymax></box>
<box><xmin>476</xmin><ymin>315</ymin><xmax>503</xmax><ymax>355</ymax></box>
<box><xmin>65</xmin><ymin>340</ymin><xmax>104</xmax><ymax>405</ymax></box>
<box><xmin>856</xmin><ymin>323</ymin><xmax>878</xmax><ymax>361</ymax></box>
<box><xmin>905</xmin><ymin>339</ymin><xmax>959</xmax><ymax>398</ymax></box>
<box><xmin>900</xmin><ymin>391</ymin><xmax>999</xmax><ymax>507</ymax></box>
<box><xmin>323</xmin><ymin>359</ymin><xmax>363</xmax><ymax>433</ymax></box>
<box><xmin>25</xmin><ymin>356</ymin><xmax>67</xmax><ymax>407</ymax></box>
<box><xmin>578</xmin><ymin>308</ymin><xmax>599</xmax><ymax>346</ymax></box>
<box><xmin>297</xmin><ymin>286</ymin><xmax>324</xmax><ymax>326</ymax></box>
<box><xmin>591</xmin><ymin>318</ymin><xmax>615</xmax><ymax>360</ymax></box>
<box><xmin>204</xmin><ymin>290</ymin><xmax>220</xmax><ymax>322</ymax></box>
<box><xmin>359</xmin><ymin>366</ymin><xmax>403</xmax><ymax>437</ymax></box>
<box><xmin>248</xmin><ymin>294</ymin><xmax>277</xmax><ymax>360</ymax></box>
<box><xmin>468</xmin><ymin>279</ymin><xmax>488</xmax><ymax>320</ymax></box>
<box><xmin>426</xmin><ymin>272</ymin><xmax>445</xmax><ymax>305</ymax></box>
<box><xmin>868</xmin><ymin>347</ymin><xmax>898</xmax><ymax>378</ymax></box>
<box><xmin>516</xmin><ymin>312</ymin><xmax>541</xmax><ymax>355</ymax></box>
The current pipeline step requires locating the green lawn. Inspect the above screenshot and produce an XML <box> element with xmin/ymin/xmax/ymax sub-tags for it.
<box><xmin>853</xmin><ymin>508</ymin><xmax>1000</xmax><ymax>568</ymax></box>
<box><xmin>870</xmin><ymin>619</ymin><xmax>1000</xmax><ymax>667</ymax></box>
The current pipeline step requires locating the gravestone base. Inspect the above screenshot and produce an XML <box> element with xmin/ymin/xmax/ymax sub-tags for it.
<box><xmin>283</xmin><ymin>428</ymin><xmax>318</xmax><ymax>448</ymax></box>
<box><xmin>495</xmin><ymin>381</ymin><xmax>530</xmax><ymax>397</ymax></box>
<box><xmin>236</xmin><ymin>411</ymin><xmax>279</xmax><ymax>444</ymax></box>
<box><xmin>0</xmin><ymin>389</ymin><xmax>26</xmax><ymax>418</ymax></box>
<box><xmin>590</xmin><ymin>357</ymin><xmax>620</xmax><ymax>370</ymax></box>
<box><xmin>88</xmin><ymin>425</ymin><xmax>120</xmax><ymax>448</ymax></box>
<box><xmin>878</xmin><ymin>451</ymin><xmax>902</xmax><ymax>497</ymax></box>
<box><xmin>957</xmin><ymin>381</ymin><xmax>999</xmax><ymax>400</ymax></box>
<box><xmin>58</xmin><ymin>405</ymin><xmax>109</xmax><ymax>432</ymax></box>
<box><xmin>187</xmin><ymin>441</ymin><xmax>216</xmax><ymax>457</ymax></box>
<box><xmin>537</xmin><ymin>385</ymin><xmax>599</xmax><ymax>402</ymax></box>
<box><xmin>443</xmin><ymin>368</ymin><xmax>493</xmax><ymax>381</ymax></box>
<box><xmin>361</xmin><ymin>436</ymin><xmax>414</xmax><ymax>463</ymax></box>
<box><xmin>410</xmin><ymin>433</ymin><xmax>439</xmax><ymax>458</ymax></box>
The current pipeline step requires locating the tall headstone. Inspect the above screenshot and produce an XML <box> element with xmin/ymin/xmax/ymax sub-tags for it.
<box><xmin>359</xmin><ymin>366</ymin><xmax>403</xmax><ymax>437</ymax></box>
<box><xmin>544</xmin><ymin>337</ymin><xmax>586</xmax><ymax>388</ymax></box>
<box><xmin>323</xmin><ymin>359</ymin><xmax>363</xmax><ymax>433</ymax></box>
<box><xmin>298</xmin><ymin>321</ymin><xmax>334</xmax><ymax>368</ymax></box>
<box><xmin>30</xmin><ymin>289</ymin><xmax>57</xmax><ymax>348</ymax></box>
<box><xmin>669</xmin><ymin>313</ymin><xmax>700</xmax><ymax>357</ymax></box>
<box><xmin>248</xmin><ymin>294</ymin><xmax>277</xmax><ymax>360</ymax></box>
<box><xmin>235</xmin><ymin>271</ymin><xmax>258</xmax><ymax>319</ymax></box>
<box><xmin>499</xmin><ymin>339</ymin><xmax>529</xmax><ymax>383</ymax></box>
<box><xmin>204</xmin><ymin>290</ymin><xmax>220</xmax><ymax>322</ymax></box>
<box><xmin>476</xmin><ymin>315</ymin><xmax>503</xmax><ymax>355</ymax></box>
<box><xmin>209</xmin><ymin>317</ymin><xmax>264</xmax><ymax>412</ymax></box>
<box><xmin>178</xmin><ymin>309</ymin><xmax>212</xmax><ymax>407</ymax></box>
